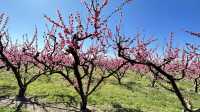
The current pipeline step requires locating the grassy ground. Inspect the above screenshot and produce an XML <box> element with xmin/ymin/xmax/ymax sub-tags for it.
<box><xmin>0</xmin><ymin>70</ymin><xmax>200</xmax><ymax>112</ymax></box>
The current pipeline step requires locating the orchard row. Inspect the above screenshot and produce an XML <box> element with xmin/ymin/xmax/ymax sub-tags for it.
<box><xmin>0</xmin><ymin>0</ymin><xmax>200</xmax><ymax>112</ymax></box>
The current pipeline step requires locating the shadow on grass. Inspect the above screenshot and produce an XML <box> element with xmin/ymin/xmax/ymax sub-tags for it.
<box><xmin>0</xmin><ymin>93</ymin><xmax>80</xmax><ymax>112</ymax></box>
<box><xmin>26</xmin><ymin>94</ymin><xmax>79</xmax><ymax>112</ymax></box>
<box><xmin>122</xmin><ymin>81</ymin><xmax>137</xmax><ymax>90</ymax></box>
<box><xmin>112</xmin><ymin>103</ymin><xmax>143</xmax><ymax>112</ymax></box>
<box><xmin>0</xmin><ymin>85</ymin><xmax>16</xmax><ymax>99</ymax></box>
<box><xmin>121</xmin><ymin>81</ymin><xmax>152</xmax><ymax>96</ymax></box>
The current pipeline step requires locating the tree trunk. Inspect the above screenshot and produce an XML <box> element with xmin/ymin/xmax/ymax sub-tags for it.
<box><xmin>194</xmin><ymin>79</ymin><xmax>198</xmax><ymax>93</ymax></box>
<box><xmin>149</xmin><ymin>63</ymin><xmax>192</xmax><ymax>111</ymax></box>
<box><xmin>118</xmin><ymin>78</ymin><xmax>122</xmax><ymax>85</ymax></box>
<box><xmin>16</xmin><ymin>86</ymin><xmax>27</xmax><ymax>101</ymax></box>
<box><xmin>80</xmin><ymin>96</ymin><xmax>89</xmax><ymax>112</ymax></box>
<box><xmin>15</xmin><ymin>86</ymin><xmax>27</xmax><ymax>112</ymax></box>
<box><xmin>170</xmin><ymin>78</ymin><xmax>192</xmax><ymax>112</ymax></box>
<box><xmin>151</xmin><ymin>79</ymin><xmax>156</xmax><ymax>87</ymax></box>
<box><xmin>151</xmin><ymin>76</ymin><xmax>157</xmax><ymax>88</ymax></box>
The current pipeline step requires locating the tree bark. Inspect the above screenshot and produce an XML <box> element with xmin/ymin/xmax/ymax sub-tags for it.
<box><xmin>194</xmin><ymin>78</ymin><xmax>198</xmax><ymax>93</ymax></box>
<box><xmin>118</xmin><ymin>78</ymin><xmax>122</xmax><ymax>85</ymax></box>
<box><xmin>151</xmin><ymin>76</ymin><xmax>158</xmax><ymax>88</ymax></box>
<box><xmin>80</xmin><ymin>96</ymin><xmax>89</xmax><ymax>112</ymax></box>
<box><xmin>16</xmin><ymin>86</ymin><xmax>27</xmax><ymax>101</ymax></box>
<box><xmin>151</xmin><ymin>79</ymin><xmax>156</xmax><ymax>87</ymax></box>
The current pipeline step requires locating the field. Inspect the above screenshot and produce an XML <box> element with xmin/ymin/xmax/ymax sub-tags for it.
<box><xmin>1</xmin><ymin>0</ymin><xmax>200</xmax><ymax>112</ymax></box>
<box><xmin>0</xmin><ymin>70</ymin><xmax>200</xmax><ymax>112</ymax></box>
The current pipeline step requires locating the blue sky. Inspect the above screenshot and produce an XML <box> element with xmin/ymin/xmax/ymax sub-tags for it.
<box><xmin>0</xmin><ymin>0</ymin><xmax>200</xmax><ymax>48</ymax></box>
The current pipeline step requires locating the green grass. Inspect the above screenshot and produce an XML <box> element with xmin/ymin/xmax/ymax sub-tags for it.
<box><xmin>0</xmin><ymin>107</ymin><xmax>15</xmax><ymax>112</ymax></box>
<box><xmin>0</xmin><ymin>70</ymin><xmax>200</xmax><ymax>112</ymax></box>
